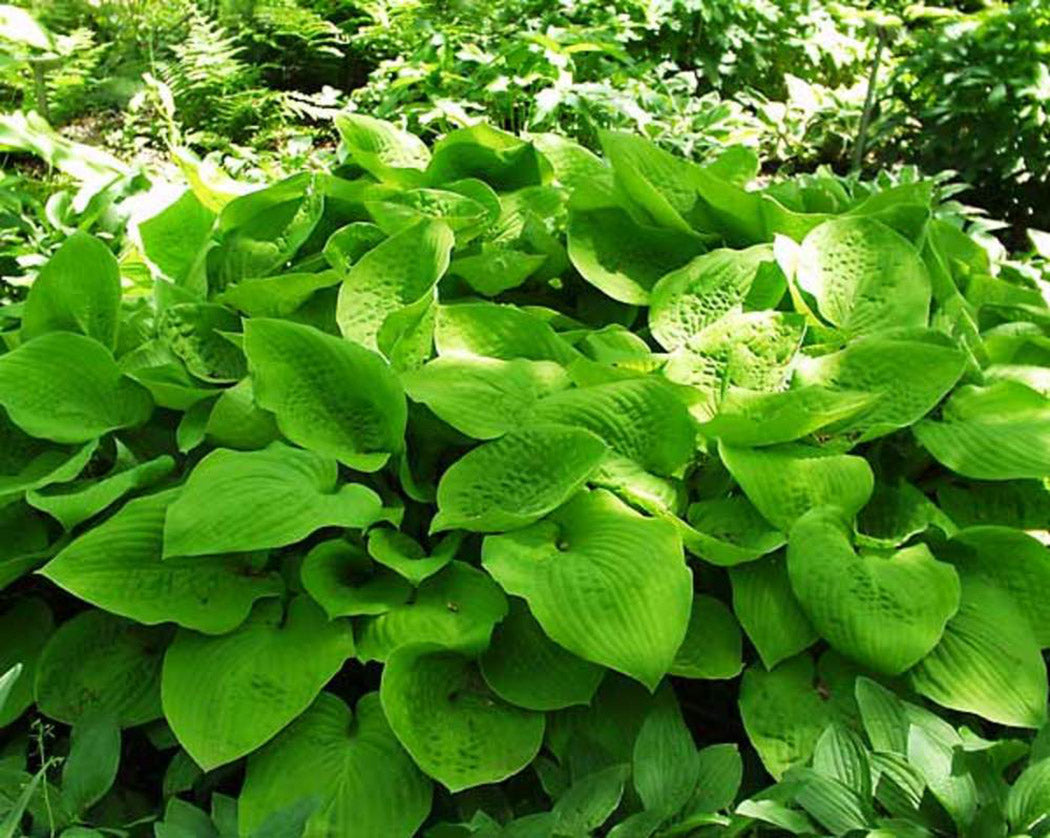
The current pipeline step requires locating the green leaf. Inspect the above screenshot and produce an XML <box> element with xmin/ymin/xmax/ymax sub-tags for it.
<box><xmin>300</xmin><ymin>537</ymin><xmax>412</xmax><ymax>618</ymax></box>
<box><xmin>720</xmin><ymin>442</ymin><xmax>874</xmax><ymax>532</ymax></box>
<box><xmin>795</xmin><ymin>331</ymin><xmax>967</xmax><ymax>440</ymax></box>
<box><xmin>239</xmin><ymin>692</ymin><xmax>433</xmax><ymax>838</ymax></box>
<box><xmin>670</xmin><ymin>595</ymin><xmax>743</xmax><ymax>680</ymax></box>
<box><xmin>0</xmin><ymin>332</ymin><xmax>152</xmax><ymax>444</ymax></box>
<box><xmin>401</xmin><ymin>357</ymin><xmax>571</xmax><ymax>440</ymax></box>
<box><xmin>789</xmin><ymin>768</ymin><xmax>872</xmax><ymax>835</ymax></box>
<box><xmin>0</xmin><ymin>412</ymin><xmax>97</xmax><ymax>507</ymax></box>
<box><xmin>812</xmin><ymin>723</ymin><xmax>871</xmax><ymax>799</ymax></box>
<box><xmin>0</xmin><ymin>598</ymin><xmax>52</xmax><ymax>726</ymax></box>
<box><xmin>355</xmin><ymin>561</ymin><xmax>508</xmax><ymax>662</ymax></box>
<box><xmin>686</xmin><ymin>744</ymin><xmax>742</xmax><ymax>813</ymax></box>
<box><xmin>738</xmin><ymin>655</ymin><xmax>835</xmax><ymax>779</ymax></box>
<box><xmin>567</xmin><ymin>203</ymin><xmax>706</xmax><ymax>305</ymax></box>
<box><xmin>156</xmin><ymin>302</ymin><xmax>247</xmax><ymax>383</ymax></box>
<box><xmin>479</xmin><ymin>598</ymin><xmax>604</xmax><ymax>711</ymax></box>
<box><xmin>163</xmin><ymin>443</ymin><xmax>392</xmax><ymax>558</ymax></box>
<box><xmin>911</xmin><ymin>577</ymin><xmax>1048</xmax><ymax>728</ymax></box>
<box><xmin>431</xmin><ymin>425</ymin><xmax>606</xmax><ymax>533</ymax></box>
<box><xmin>366</xmin><ymin>528</ymin><xmax>458</xmax><ymax>586</ymax></box>
<box><xmin>35</xmin><ymin>610</ymin><xmax>169</xmax><ymax>727</ymax></box>
<box><xmin>139</xmin><ymin>190</ymin><xmax>215</xmax><ymax>291</ymax></box>
<box><xmin>854</xmin><ymin>677</ymin><xmax>908</xmax><ymax>755</ymax></box>
<box><xmin>649</xmin><ymin>246</ymin><xmax>774</xmax><ymax>351</ymax></box>
<box><xmin>60</xmin><ymin>714</ymin><xmax>120</xmax><ymax>815</ymax></box>
<box><xmin>944</xmin><ymin>527</ymin><xmax>1050</xmax><ymax>646</ymax></box>
<box><xmin>41</xmin><ymin>490</ymin><xmax>283</xmax><ymax>634</ymax></box>
<box><xmin>906</xmin><ymin>725</ymin><xmax>977</xmax><ymax>830</ymax></box>
<box><xmin>426</xmin><ymin>125</ymin><xmax>551</xmax><ymax>190</ymax></box>
<box><xmin>434</xmin><ymin>302</ymin><xmax>580</xmax><ymax>364</ymax></box>
<box><xmin>336</xmin><ymin>219</ymin><xmax>453</xmax><ymax>351</ymax></box>
<box><xmin>787</xmin><ymin>508</ymin><xmax>960</xmax><ymax>675</ymax></box>
<box><xmin>526</xmin><ymin>378</ymin><xmax>696</xmax><ymax>476</ymax></box>
<box><xmin>483</xmin><ymin>489</ymin><xmax>692</xmax><ymax>691</ymax></box>
<box><xmin>633</xmin><ymin>686</ymin><xmax>700</xmax><ymax>815</ymax></box>
<box><xmin>335</xmin><ymin>113</ymin><xmax>430</xmax><ymax>186</ymax></box>
<box><xmin>20</xmin><ymin>232</ymin><xmax>121</xmax><ymax>348</ymax></box>
<box><xmin>796</xmin><ymin>217</ymin><xmax>931</xmax><ymax>337</ymax></box>
<box><xmin>915</xmin><ymin>382</ymin><xmax>1050</xmax><ymax>480</ymax></box>
<box><xmin>683</xmin><ymin>496</ymin><xmax>786</xmax><ymax>566</ymax></box>
<box><xmin>161</xmin><ymin>596</ymin><xmax>353</xmax><ymax>770</ymax></box>
<box><xmin>730</xmin><ymin>554</ymin><xmax>817</xmax><ymax>669</ymax></box>
<box><xmin>1007</xmin><ymin>757</ymin><xmax>1050</xmax><ymax>834</ymax></box>
<box><xmin>696</xmin><ymin>386</ymin><xmax>877</xmax><ymax>447</ymax></box>
<box><xmin>380</xmin><ymin>644</ymin><xmax>545</xmax><ymax>791</ymax></box>
<box><xmin>217</xmin><ymin>270</ymin><xmax>341</xmax><ymax>318</ymax></box>
<box><xmin>27</xmin><ymin>454</ymin><xmax>173</xmax><ymax>530</ymax></box>
<box><xmin>450</xmin><ymin>247</ymin><xmax>547</xmax><ymax>297</ymax></box>
<box><xmin>551</xmin><ymin>764</ymin><xmax>629</xmax><ymax>837</ymax></box>
<box><xmin>244</xmin><ymin>318</ymin><xmax>407</xmax><ymax>471</ymax></box>
<box><xmin>203</xmin><ymin>378</ymin><xmax>280</xmax><ymax>451</ymax></box>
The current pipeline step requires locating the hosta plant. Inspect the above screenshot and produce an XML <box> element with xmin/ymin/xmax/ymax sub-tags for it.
<box><xmin>0</xmin><ymin>115</ymin><xmax>1049</xmax><ymax>837</ymax></box>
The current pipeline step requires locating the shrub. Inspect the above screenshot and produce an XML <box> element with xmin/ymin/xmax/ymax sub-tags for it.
<box><xmin>1</xmin><ymin>120</ymin><xmax>1049</xmax><ymax>835</ymax></box>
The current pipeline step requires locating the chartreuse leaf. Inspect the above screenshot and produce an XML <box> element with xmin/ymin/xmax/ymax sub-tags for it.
<box><xmin>20</xmin><ymin>232</ymin><xmax>121</xmax><ymax>348</ymax></box>
<box><xmin>217</xmin><ymin>270</ymin><xmax>341</xmax><ymax>318</ymax></box>
<box><xmin>27</xmin><ymin>454</ymin><xmax>174</xmax><ymax>529</ymax></box>
<box><xmin>431</xmin><ymin>425</ymin><xmax>606</xmax><ymax>533</ymax></box>
<box><xmin>0</xmin><ymin>599</ymin><xmax>52</xmax><ymax>727</ymax></box>
<box><xmin>300</xmin><ymin>537</ymin><xmax>412</xmax><ymax>618</ymax></box>
<box><xmin>796</xmin><ymin>217</ymin><xmax>931</xmax><ymax>337</ymax></box>
<box><xmin>244</xmin><ymin>318</ymin><xmax>407</xmax><ymax>470</ymax></box>
<box><xmin>204</xmin><ymin>378</ymin><xmax>280</xmax><ymax>450</ymax></box>
<box><xmin>1007</xmin><ymin>758</ymin><xmax>1050</xmax><ymax>834</ymax></box>
<box><xmin>730</xmin><ymin>555</ymin><xmax>818</xmax><ymax>669</ymax></box>
<box><xmin>161</xmin><ymin>597</ymin><xmax>353</xmax><ymax>770</ymax></box>
<box><xmin>686</xmin><ymin>744</ymin><xmax>743</xmax><ymax>813</ymax></box>
<box><xmin>163</xmin><ymin>443</ymin><xmax>392</xmax><ymax>558</ymax></box>
<box><xmin>526</xmin><ymin>378</ymin><xmax>696</xmax><ymax>476</ymax></box>
<box><xmin>787</xmin><ymin>508</ymin><xmax>960</xmax><ymax>675</ymax></box>
<box><xmin>649</xmin><ymin>246</ymin><xmax>774</xmax><ymax>351</ymax></box>
<box><xmin>426</xmin><ymin>124</ymin><xmax>551</xmax><ymax>190</ymax></box>
<box><xmin>35</xmin><ymin>610</ymin><xmax>169</xmax><ymax>727</ymax></box>
<box><xmin>380</xmin><ymin>644</ymin><xmax>545</xmax><ymax>791</ymax></box>
<box><xmin>324</xmin><ymin>222</ymin><xmax>387</xmax><ymax>275</ymax></box>
<box><xmin>671</xmin><ymin>595</ymin><xmax>743</xmax><ymax>680</ymax></box>
<box><xmin>812</xmin><ymin>723</ymin><xmax>871</xmax><ymax>800</ymax></box>
<box><xmin>914</xmin><ymin>382</ymin><xmax>1050</xmax><ymax>480</ymax></box>
<box><xmin>449</xmin><ymin>247</ymin><xmax>547</xmax><ymax>297</ymax></box>
<box><xmin>239</xmin><ymin>692</ymin><xmax>432</xmax><ymax>838</ymax></box>
<box><xmin>683</xmin><ymin>496</ymin><xmax>785</xmax><ymax>566</ymax></box>
<box><xmin>139</xmin><ymin>189</ymin><xmax>215</xmax><ymax>290</ymax></box>
<box><xmin>789</xmin><ymin>768</ymin><xmax>872</xmax><ymax>835</ymax></box>
<box><xmin>336</xmin><ymin>219</ymin><xmax>453</xmax><ymax>350</ymax></box>
<box><xmin>366</xmin><ymin>528</ymin><xmax>458</xmax><ymax>585</ymax></box>
<box><xmin>567</xmin><ymin>199</ymin><xmax>706</xmax><ymax>305</ymax></box>
<box><xmin>795</xmin><ymin>330</ymin><xmax>967</xmax><ymax>439</ymax></box>
<box><xmin>906</xmin><ymin>725</ymin><xmax>977</xmax><ymax>830</ymax></box>
<box><xmin>855</xmin><ymin>480</ymin><xmax>955</xmax><ymax>549</ymax></box>
<box><xmin>720</xmin><ymin>442</ymin><xmax>874</xmax><ymax>532</ymax></box>
<box><xmin>738</xmin><ymin>654</ymin><xmax>836</xmax><ymax>780</ymax></box>
<box><xmin>156</xmin><ymin>302</ymin><xmax>246</xmax><ymax>383</ymax></box>
<box><xmin>911</xmin><ymin>577</ymin><xmax>1048</xmax><ymax>728</ymax></box>
<box><xmin>946</xmin><ymin>527</ymin><xmax>1050</xmax><ymax>646</ymax></box>
<box><xmin>434</xmin><ymin>302</ymin><xmax>581</xmax><ymax>364</ymax></box>
<box><xmin>41</xmin><ymin>490</ymin><xmax>283</xmax><ymax>634</ymax></box>
<box><xmin>334</xmin><ymin>113</ymin><xmax>430</xmax><ymax>186</ymax></box>
<box><xmin>355</xmin><ymin>562</ymin><xmax>507</xmax><ymax>662</ymax></box>
<box><xmin>697</xmin><ymin>386</ymin><xmax>877</xmax><ymax>447</ymax></box>
<box><xmin>479</xmin><ymin>598</ymin><xmax>604</xmax><ymax>711</ymax></box>
<box><xmin>0</xmin><ymin>332</ymin><xmax>152</xmax><ymax>444</ymax></box>
<box><xmin>0</xmin><ymin>412</ymin><xmax>97</xmax><ymax>507</ymax></box>
<box><xmin>366</xmin><ymin>188</ymin><xmax>490</xmax><ymax>241</ymax></box>
<box><xmin>483</xmin><ymin>489</ymin><xmax>692</xmax><ymax>691</ymax></box>
<box><xmin>401</xmin><ymin>356</ymin><xmax>571</xmax><ymax>439</ymax></box>
<box><xmin>854</xmin><ymin>677</ymin><xmax>908</xmax><ymax>755</ymax></box>
<box><xmin>633</xmin><ymin>685</ymin><xmax>700</xmax><ymax>815</ymax></box>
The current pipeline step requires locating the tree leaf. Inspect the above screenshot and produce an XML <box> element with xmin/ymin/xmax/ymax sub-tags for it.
<box><xmin>431</xmin><ymin>425</ymin><xmax>606</xmax><ymax>533</ymax></box>
<box><xmin>239</xmin><ymin>692</ymin><xmax>432</xmax><ymax>838</ymax></box>
<box><xmin>244</xmin><ymin>318</ymin><xmax>407</xmax><ymax>471</ymax></box>
<box><xmin>163</xmin><ymin>443</ymin><xmax>392</xmax><ymax>558</ymax></box>
<box><xmin>380</xmin><ymin>645</ymin><xmax>545</xmax><ymax>792</ymax></box>
<box><xmin>483</xmin><ymin>489</ymin><xmax>692</xmax><ymax>690</ymax></box>
<box><xmin>161</xmin><ymin>596</ymin><xmax>353</xmax><ymax>770</ymax></box>
<box><xmin>0</xmin><ymin>332</ymin><xmax>152</xmax><ymax>444</ymax></box>
<box><xmin>41</xmin><ymin>490</ymin><xmax>283</xmax><ymax>633</ymax></box>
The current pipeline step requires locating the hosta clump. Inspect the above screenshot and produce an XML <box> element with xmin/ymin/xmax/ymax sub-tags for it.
<box><xmin>1</xmin><ymin>113</ymin><xmax>1049</xmax><ymax>836</ymax></box>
